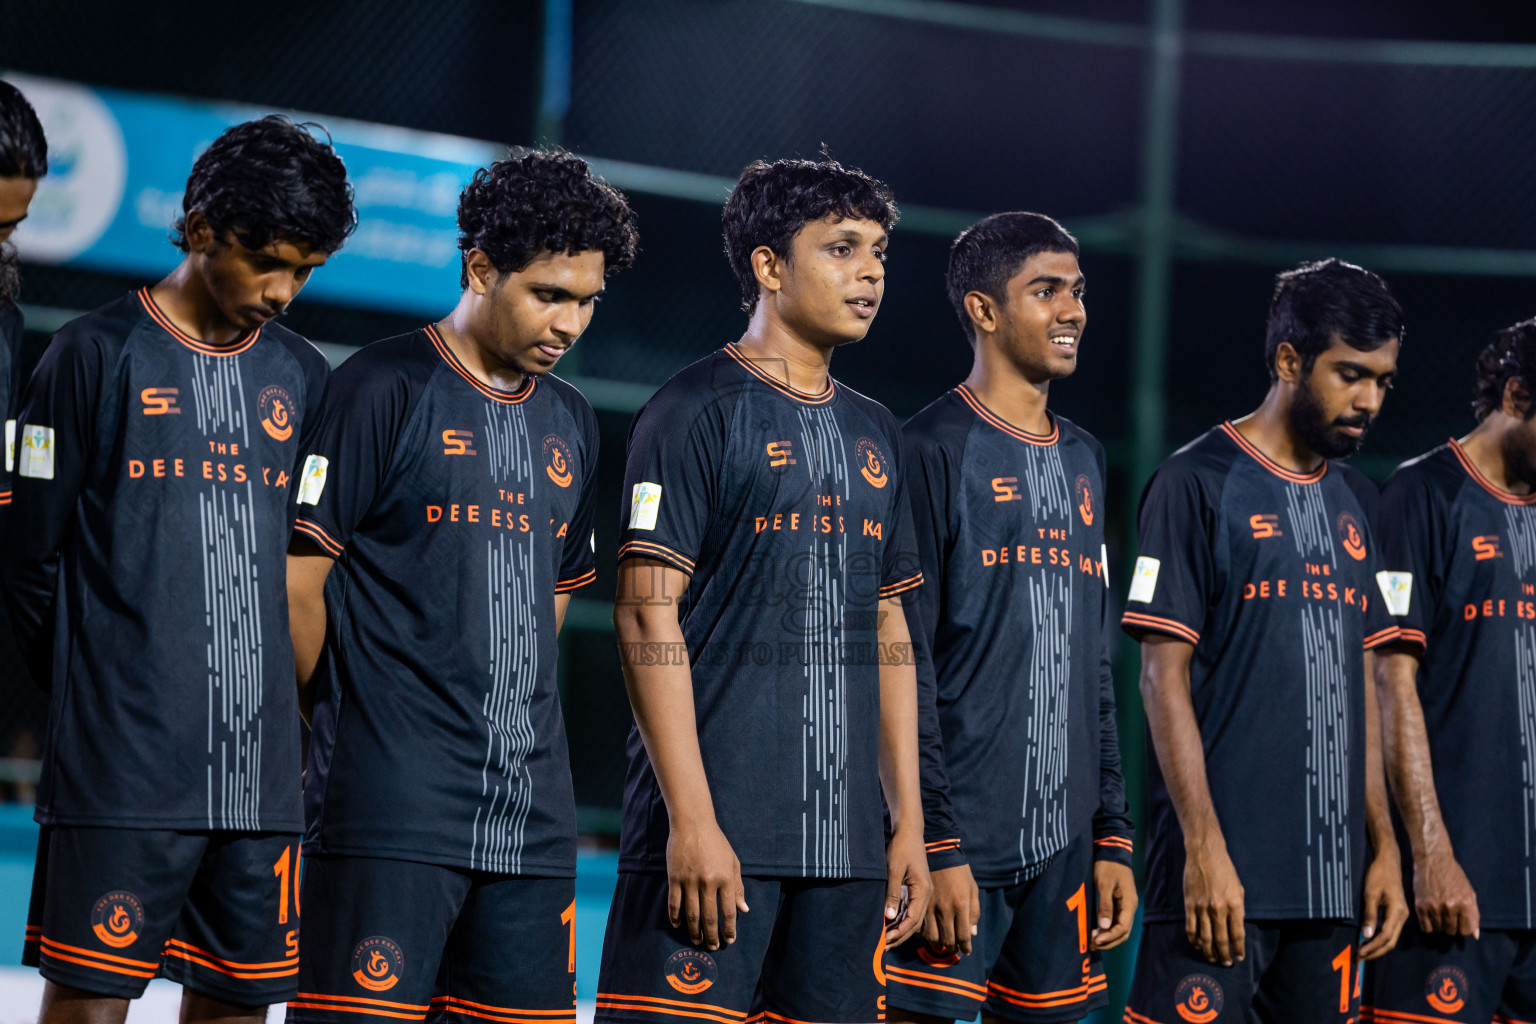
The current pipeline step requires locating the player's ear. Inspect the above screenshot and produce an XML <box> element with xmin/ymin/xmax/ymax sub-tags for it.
<box><xmin>751</xmin><ymin>245</ymin><xmax>783</xmax><ymax>300</ymax></box>
<box><xmin>1504</xmin><ymin>375</ymin><xmax>1532</xmax><ymax>419</ymax></box>
<box><xmin>463</xmin><ymin>248</ymin><xmax>497</xmax><ymax>297</ymax></box>
<box><xmin>1274</xmin><ymin>341</ymin><xmax>1303</xmax><ymax>385</ymax></box>
<box><xmin>964</xmin><ymin>291</ymin><xmax>998</xmax><ymax>337</ymax></box>
<box><xmin>184</xmin><ymin>211</ymin><xmax>215</xmax><ymax>254</ymax></box>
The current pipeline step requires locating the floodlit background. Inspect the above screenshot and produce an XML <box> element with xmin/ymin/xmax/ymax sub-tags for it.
<box><xmin>4</xmin><ymin>1</ymin><xmax>1536</xmax><ymax>1019</ymax></box>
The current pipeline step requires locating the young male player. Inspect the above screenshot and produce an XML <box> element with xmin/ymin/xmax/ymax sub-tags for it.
<box><xmin>3</xmin><ymin>115</ymin><xmax>354</xmax><ymax>1024</ymax></box>
<box><xmin>1121</xmin><ymin>259</ymin><xmax>1410</xmax><ymax>1023</ymax></box>
<box><xmin>1363</xmin><ymin>317</ymin><xmax>1536</xmax><ymax>1024</ymax></box>
<box><xmin>0</xmin><ymin>80</ymin><xmax>48</xmax><ymax>693</ymax></box>
<box><xmin>594</xmin><ymin>157</ymin><xmax>931</xmax><ymax>1024</ymax></box>
<box><xmin>285</xmin><ymin>150</ymin><xmax>637</xmax><ymax>1023</ymax></box>
<box><xmin>885</xmin><ymin>212</ymin><xmax>1136</xmax><ymax>1024</ymax></box>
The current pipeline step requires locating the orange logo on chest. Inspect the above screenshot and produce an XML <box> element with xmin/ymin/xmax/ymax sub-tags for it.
<box><xmin>1338</xmin><ymin>511</ymin><xmax>1367</xmax><ymax>561</ymax></box>
<box><xmin>857</xmin><ymin>437</ymin><xmax>888</xmax><ymax>488</ymax></box>
<box><xmin>1075</xmin><ymin>474</ymin><xmax>1094</xmax><ymax>526</ymax></box>
<box><xmin>544</xmin><ymin>434</ymin><xmax>574</xmax><ymax>487</ymax></box>
<box><xmin>141</xmin><ymin>387</ymin><xmax>181</xmax><ymax>416</ymax></box>
<box><xmin>258</xmin><ymin>385</ymin><xmax>294</xmax><ymax>441</ymax></box>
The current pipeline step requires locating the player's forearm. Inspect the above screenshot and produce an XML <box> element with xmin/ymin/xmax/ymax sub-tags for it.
<box><xmin>1139</xmin><ymin>639</ymin><xmax>1225</xmax><ymax>849</ymax></box>
<box><xmin>1364</xmin><ymin>650</ymin><xmax>1404</xmax><ymax>857</ymax></box>
<box><xmin>554</xmin><ymin>593</ymin><xmax>570</xmax><ymax>635</ymax></box>
<box><xmin>1372</xmin><ymin>647</ymin><xmax>1449</xmax><ymax>857</ymax></box>
<box><xmin>877</xmin><ymin>596</ymin><xmax>923</xmax><ymax>836</ymax></box>
<box><xmin>615</xmin><ymin>591</ymin><xmax>717</xmax><ymax>829</ymax></box>
<box><xmin>286</xmin><ymin>551</ymin><xmax>333</xmax><ymax>725</ymax></box>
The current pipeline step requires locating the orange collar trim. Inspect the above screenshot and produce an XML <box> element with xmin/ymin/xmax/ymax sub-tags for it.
<box><xmin>955</xmin><ymin>385</ymin><xmax>1059</xmax><ymax>447</ymax></box>
<box><xmin>1449</xmin><ymin>438</ymin><xmax>1536</xmax><ymax>505</ymax></box>
<box><xmin>724</xmin><ymin>344</ymin><xmax>835</xmax><ymax>405</ymax></box>
<box><xmin>425</xmin><ymin>324</ymin><xmax>536</xmax><ymax>405</ymax></box>
<box><xmin>137</xmin><ymin>288</ymin><xmax>260</xmax><ymax>356</ymax></box>
<box><xmin>1219</xmin><ymin>421</ymin><xmax>1327</xmax><ymax>484</ymax></box>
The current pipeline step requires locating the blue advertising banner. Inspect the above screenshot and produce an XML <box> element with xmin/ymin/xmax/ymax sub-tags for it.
<box><xmin>4</xmin><ymin>72</ymin><xmax>504</xmax><ymax>316</ymax></box>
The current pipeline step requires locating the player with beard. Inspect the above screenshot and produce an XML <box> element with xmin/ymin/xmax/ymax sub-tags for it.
<box><xmin>884</xmin><ymin>213</ymin><xmax>1136</xmax><ymax>1024</ymax></box>
<box><xmin>0</xmin><ymin>80</ymin><xmax>47</xmax><ymax>694</ymax></box>
<box><xmin>1121</xmin><ymin>259</ymin><xmax>1410</xmax><ymax>1023</ymax></box>
<box><xmin>5</xmin><ymin>115</ymin><xmax>354</xmax><ymax>1024</ymax></box>
<box><xmin>1363</xmin><ymin>318</ymin><xmax>1536</xmax><ymax>1024</ymax></box>
<box><xmin>595</xmin><ymin>157</ymin><xmax>929</xmax><ymax>1024</ymax></box>
<box><xmin>286</xmin><ymin>150</ymin><xmax>637</xmax><ymax>1023</ymax></box>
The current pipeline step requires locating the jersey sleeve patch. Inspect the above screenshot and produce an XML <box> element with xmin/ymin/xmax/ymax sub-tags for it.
<box><xmin>5</xmin><ymin>418</ymin><xmax>15</xmax><ymax>473</ymax></box>
<box><xmin>1127</xmin><ymin>555</ymin><xmax>1160</xmax><ymax>603</ymax></box>
<box><xmin>1376</xmin><ymin>570</ymin><xmax>1412</xmax><ymax>617</ymax></box>
<box><xmin>628</xmin><ymin>481</ymin><xmax>662</xmax><ymax>530</ymax></box>
<box><xmin>296</xmin><ymin>454</ymin><xmax>329</xmax><ymax>506</ymax></box>
<box><xmin>17</xmin><ymin>424</ymin><xmax>55</xmax><ymax>480</ymax></box>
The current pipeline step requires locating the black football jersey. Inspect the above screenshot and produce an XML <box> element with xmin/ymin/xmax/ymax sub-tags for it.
<box><xmin>294</xmin><ymin>326</ymin><xmax>598</xmax><ymax>876</ymax></box>
<box><xmin>1123</xmin><ymin>422</ymin><xmax>1398</xmax><ymax>921</ymax></box>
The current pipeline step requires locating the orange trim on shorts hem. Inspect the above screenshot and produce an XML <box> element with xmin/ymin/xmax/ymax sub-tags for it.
<box><xmin>424</xmin><ymin>324</ymin><xmax>537</xmax><ymax>405</ymax></box>
<box><xmin>986</xmin><ymin>974</ymin><xmax>1106</xmax><ymax>1006</ymax></box>
<box><xmin>1494</xmin><ymin>1015</ymin><xmax>1536</xmax><ymax>1024</ymax></box>
<box><xmin>749</xmin><ymin>1012</ymin><xmax>881</xmax><ymax>1024</ymax></box>
<box><xmin>617</xmin><ymin>540</ymin><xmax>696</xmax><ymax>574</ymax></box>
<box><xmin>594</xmin><ymin>994</ymin><xmax>745</xmax><ymax>1018</ymax></box>
<box><xmin>38</xmin><ymin>939</ymin><xmax>159</xmax><ymax>979</ymax></box>
<box><xmin>426</xmin><ymin>998</ymin><xmax>575</xmax><ymax>1024</ymax></box>
<box><xmin>138</xmin><ymin>288</ymin><xmax>261</xmax><ymax>356</ymax></box>
<box><xmin>429</xmin><ymin>995</ymin><xmax>575</xmax><ymax>1016</ymax></box>
<box><xmin>294</xmin><ymin>518</ymin><xmax>345</xmax><ymax>556</ymax></box>
<box><xmin>1120</xmin><ymin>612</ymin><xmax>1200</xmax><ymax>645</ymax></box>
<box><xmin>595</xmin><ymin>1000</ymin><xmax>745</xmax><ymax>1024</ymax></box>
<box><xmin>40</xmin><ymin>935</ymin><xmax>159</xmax><ymax>969</ymax></box>
<box><xmin>1123</xmin><ymin>1008</ymin><xmax>1166</xmax><ymax>1024</ymax></box>
<box><xmin>163</xmin><ymin>938</ymin><xmax>298</xmax><ymax>971</ymax></box>
<box><xmin>956</xmin><ymin>385</ymin><xmax>1060</xmax><ymax>447</ymax></box>
<box><xmin>162</xmin><ymin>945</ymin><xmax>297</xmax><ymax>979</ymax></box>
<box><xmin>1366</xmin><ymin>1008</ymin><xmax>1486</xmax><ymax>1024</ymax></box>
<box><xmin>294</xmin><ymin>992</ymin><xmax>431</xmax><ymax>1011</ymax></box>
<box><xmin>287</xmin><ymin>1001</ymin><xmax>425</xmax><ymax>1020</ymax></box>
<box><xmin>724</xmin><ymin>344</ymin><xmax>835</xmax><ymax>405</ymax></box>
<box><xmin>1219</xmin><ymin>421</ymin><xmax>1327</xmax><ymax>484</ymax></box>
<box><xmin>885</xmin><ymin>963</ymin><xmax>987</xmax><ymax>999</ymax></box>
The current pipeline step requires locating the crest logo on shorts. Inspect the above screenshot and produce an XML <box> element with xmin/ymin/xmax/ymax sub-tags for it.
<box><xmin>258</xmin><ymin>385</ymin><xmax>295</xmax><ymax>442</ymax></box>
<box><xmin>664</xmin><ymin>949</ymin><xmax>717</xmax><ymax>994</ymax></box>
<box><xmin>1425</xmin><ymin>965</ymin><xmax>1467</xmax><ymax>1015</ymax></box>
<box><xmin>857</xmin><ymin>438</ymin><xmax>888</xmax><ymax>489</ymax></box>
<box><xmin>1337</xmin><ymin>511</ymin><xmax>1367</xmax><ymax>561</ymax></box>
<box><xmin>544</xmin><ymin>434</ymin><xmax>574</xmax><ymax>488</ymax></box>
<box><xmin>90</xmin><ymin>891</ymin><xmax>144</xmax><ymax>949</ymax></box>
<box><xmin>1174</xmin><ymin>974</ymin><xmax>1223</xmax><ymax>1024</ymax></box>
<box><xmin>916</xmin><ymin>945</ymin><xmax>960</xmax><ymax>968</ymax></box>
<box><xmin>1075</xmin><ymin>474</ymin><xmax>1095</xmax><ymax>526</ymax></box>
<box><xmin>351</xmin><ymin>936</ymin><xmax>404</xmax><ymax>992</ymax></box>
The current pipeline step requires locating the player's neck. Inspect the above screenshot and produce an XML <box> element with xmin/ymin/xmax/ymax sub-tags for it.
<box><xmin>437</xmin><ymin>304</ymin><xmax>529</xmax><ymax>393</ymax></box>
<box><xmin>736</xmin><ymin>309</ymin><xmax>833</xmax><ymax>395</ymax></box>
<box><xmin>151</xmin><ymin>261</ymin><xmax>247</xmax><ymax>348</ymax></box>
<box><xmin>1232</xmin><ymin>390</ymin><xmax>1325</xmax><ymax>474</ymax></box>
<box><xmin>964</xmin><ymin>351</ymin><xmax>1052</xmax><ymax>436</ymax></box>
<box><xmin>1460</xmin><ymin>416</ymin><xmax>1533</xmax><ymax>495</ymax></box>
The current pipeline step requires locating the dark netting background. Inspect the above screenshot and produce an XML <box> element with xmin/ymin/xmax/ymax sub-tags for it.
<box><xmin>3</xmin><ymin>1</ymin><xmax>1535</xmax><ymax>869</ymax></box>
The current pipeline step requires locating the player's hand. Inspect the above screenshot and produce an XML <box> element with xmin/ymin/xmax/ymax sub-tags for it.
<box><xmin>921</xmin><ymin>863</ymin><xmax>980</xmax><ymax>956</ymax></box>
<box><xmin>666</xmin><ymin>820</ymin><xmax>748</xmax><ymax>951</ymax></box>
<box><xmin>885</xmin><ymin>827</ymin><xmax>932</xmax><ymax>948</ymax></box>
<box><xmin>1413</xmin><ymin>848</ymin><xmax>1480</xmax><ymax>938</ymax></box>
<box><xmin>1091</xmin><ymin>860</ymin><xmax>1138</xmax><ymax>951</ymax></box>
<box><xmin>1183</xmin><ymin>835</ymin><xmax>1245</xmax><ymax>967</ymax></box>
<box><xmin>1360</xmin><ymin>847</ymin><xmax>1409</xmax><ymax>960</ymax></box>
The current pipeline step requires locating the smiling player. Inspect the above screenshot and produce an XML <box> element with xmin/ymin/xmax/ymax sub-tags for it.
<box><xmin>3</xmin><ymin>115</ymin><xmax>355</xmax><ymax>1024</ymax></box>
<box><xmin>285</xmin><ymin>150</ymin><xmax>637</xmax><ymax>1023</ymax></box>
<box><xmin>886</xmin><ymin>212</ymin><xmax>1136</xmax><ymax>1024</ymax></box>
<box><xmin>1122</xmin><ymin>259</ymin><xmax>1410</xmax><ymax>1023</ymax></box>
<box><xmin>594</xmin><ymin>156</ymin><xmax>930</xmax><ymax>1024</ymax></box>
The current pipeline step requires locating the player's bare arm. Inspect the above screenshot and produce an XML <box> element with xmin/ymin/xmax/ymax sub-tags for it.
<box><xmin>877</xmin><ymin>595</ymin><xmax>933</xmax><ymax>947</ymax></box>
<box><xmin>286</xmin><ymin>538</ymin><xmax>334</xmax><ymax>726</ymax></box>
<box><xmin>1373</xmin><ymin>646</ymin><xmax>1479</xmax><ymax>937</ymax></box>
<box><xmin>1359</xmin><ymin>650</ymin><xmax>1410</xmax><ymax>959</ymax></box>
<box><xmin>615</xmin><ymin>556</ymin><xmax>747</xmax><ymax>952</ymax></box>
<box><xmin>1139</xmin><ymin>634</ymin><xmax>1244</xmax><ymax>967</ymax></box>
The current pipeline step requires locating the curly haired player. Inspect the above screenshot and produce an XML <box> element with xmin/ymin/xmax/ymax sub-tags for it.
<box><xmin>285</xmin><ymin>149</ymin><xmax>638</xmax><ymax>1023</ymax></box>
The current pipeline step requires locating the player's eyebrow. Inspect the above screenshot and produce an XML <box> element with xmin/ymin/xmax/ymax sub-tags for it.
<box><xmin>1337</xmin><ymin>358</ymin><xmax>1390</xmax><ymax>379</ymax></box>
<box><xmin>1024</xmin><ymin>275</ymin><xmax>1085</xmax><ymax>289</ymax></box>
<box><xmin>528</xmin><ymin>282</ymin><xmax>605</xmax><ymax>301</ymax></box>
<box><xmin>826</xmin><ymin>227</ymin><xmax>889</xmax><ymax>248</ymax></box>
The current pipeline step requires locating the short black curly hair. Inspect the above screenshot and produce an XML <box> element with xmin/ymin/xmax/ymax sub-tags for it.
<box><xmin>0</xmin><ymin>81</ymin><xmax>48</xmax><ymax>179</ymax></box>
<box><xmin>947</xmin><ymin>212</ymin><xmax>1079</xmax><ymax>343</ymax></box>
<box><xmin>1473</xmin><ymin>317</ymin><xmax>1536</xmax><ymax>421</ymax></box>
<box><xmin>173</xmin><ymin>115</ymin><xmax>356</xmax><ymax>255</ymax></box>
<box><xmin>457</xmin><ymin>149</ymin><xmax>638</xmax><ymax>288</ymax></box>
<box><xmin>722</xmin><ymin>156</ymin><xmax>898</xmax><ymax>313</ymax></box>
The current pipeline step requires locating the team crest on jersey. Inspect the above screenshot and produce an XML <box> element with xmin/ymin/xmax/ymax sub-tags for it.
<box><xmin>857</xmin><ymin>437</ymin><xmax>888</xmax><ymax>489</ymax></box>
<box><xmin>916</xmin><ymin>946</ymin><xmax>961</xmax><ymax>968</ymax></box>
<box><xmin>1425</xmin><ymin>965</ymin><xmax>1467</xmax><ymax>1014</ymax></box>
<box><xmin>258</xmin><ymin>385</ymin><xmax>295</xmax><ymax>442</ymax></box>
<box><xmin>664</xmin><ymin>949</ymin><xmax>717</xmax><ymax>994</ymax></box>
<box><xmin>90</xmin><ymin>890</ymin><xmax>144</xmax><ymax>949</ymax></box>
<box><xmin>1075</xmin><ymin>474</ymin><xmax>1094</xmax><ymax>526</ymax></box>
<box><xmin>544</xmin><ymin>434</ymin><xmax>574</xmax><ymax>488</ymax></box>
<box><xmin>351</xmin><ymin>936</ymin><xmax>404</xmax><ymax>992</ymax></box>
<box><xmin>1174</xmin><ymin>974</ymin><xmax>1223</xmax><ymax>1024</ymax></box>
<box><xmin>1337</xmin><ymin>511</ymin><xmax>1367</xmax><ymax>561</ymax></box>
